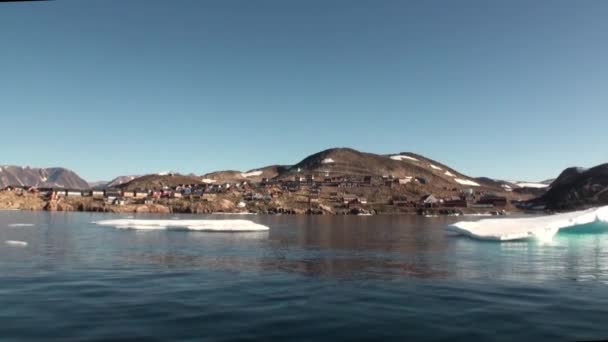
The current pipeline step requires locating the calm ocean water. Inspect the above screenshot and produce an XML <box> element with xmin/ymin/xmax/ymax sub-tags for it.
<box><xmin>1</xmin><ymin>211</ymin><xmax>608</xmax><ymax>341</ymax></box>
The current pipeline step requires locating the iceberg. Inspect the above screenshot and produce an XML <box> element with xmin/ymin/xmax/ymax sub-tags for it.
<box><xmin>7</xmin><ymin>223</ymin><xmax>35</xmax><ymax>227</ymax></box>
<box><xmin>447</xmin><ymin>206</ymin><xmax>608</xmax><ymax>241</ymax></box>
<box><xmin>93</xmin><ymin>219</ymin><xmax>270</xmax><ymax>232</ymax></box>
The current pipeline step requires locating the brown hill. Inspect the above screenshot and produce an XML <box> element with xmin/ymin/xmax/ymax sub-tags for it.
<box><xmin>276</xmin><ymin>147</ymin><xmax>501</xmax><ymax>191</ymax></box>
<box><xmin>118</xmin><ymin>174</ymin><xmax>204</xmax><ymax>191</ymax></box>
<box><xmin>202</xmin><ymin>165</ymin><xmax>285</xmax><ymax>183</ymax></box>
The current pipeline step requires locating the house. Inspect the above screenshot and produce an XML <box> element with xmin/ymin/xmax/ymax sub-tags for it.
<box><xmin>391</xmin><ymin>196</ymin><xmax>409</xmax><ymax>207</ymax></box>
<box><xmin>358</xmin><ymin>197</ymin><xmax>368</xmax><ymax>205</ymax></box>
<box><xmin>92</xmin><ymin>190</ymin><xmax>105</xmax><ymax>198</ymax></box>
<box><xmin>363</xmin><ymin>176</ymin><xmax>372</xmax><ymax>185</ymax></box>
<box><xmin>342</xmin><ymin>194</ymin><xmax>358</xmax><ymax>205</ymax></box>
<box><xmin>306</xmin><ymin>175</ymin><xmax>315</xmax><ymax>184</ymax></box>
<box><xmin>172</xmin><ymin>192</ymin><xmax>182</xmax><ymax>198</ymax></box>
<box><xmin>134</xmin><ymin>191</ymin><xmax>148</xmax><ymax>199</ymax></box>
<box><xmin>443</xmin><ymin>196</ymin><xmax>468</xmax><ymax>208</ymax></box>
<box><xmin>420</xmin><ymin>194</ymin><xmax>439</xmax><ymax>207</ymax></box>
<box><xmin>105</xmin><ymin>189</ymin><xmax>122</xmax><ymax>198</ymax></box>
<box><xmin>81</xmin><ymin>190</ymin><xmax>93</xmax><ymax>197</ymax></box>
<box><xmin>477</xmin><ymin>195</ymin><xmax>507</xmax><ymax>207</ymax></box>
<box><xmin>398</xmin><ymin>177</ymin><xmax>412</xmax><ymax>185</ymax></box>
<box><xmin>122</xmin><ymin>191</ymin><xmax>136</xmax><ymax>198</ymax></box>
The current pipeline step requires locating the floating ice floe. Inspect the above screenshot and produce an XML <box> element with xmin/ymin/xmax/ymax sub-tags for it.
<box><xmin>5</xmin><ymin>240</ymin><xmax>28</xmax><ymax>246</ymax></box>
<box><xmin>454</xmin><ymin>178</ymin><xmax>480</xmax><ymax>187</ymax></box>
<box><xmin>7</xmin><ymin>223</ymin><xmax>35</xmax><ymax>227</ymax></box>
<box><xmin>93</xmin><ymin>219</ymin><xmax>269</xmax><ymax>232</ymax></box>
<box><xmin>447</xmin><ymin>206</ymin><xmax>608</xmax><ymax>241</ymax></box>
<box><xmin>390</xmin><ymin>155</ymin><xmax>419</xmax><ymax>162</ymax></box>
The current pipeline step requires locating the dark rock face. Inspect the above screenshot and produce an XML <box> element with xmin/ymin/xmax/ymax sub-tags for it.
<box><xmin>0</xmin><ymin>166</ymin><xmax>89</xmax><ymax>189</ymax></box>
<box><xmin>541</xmin><ymin>164</ymin><xmax>608</xmax><ymax>210</ymax></box>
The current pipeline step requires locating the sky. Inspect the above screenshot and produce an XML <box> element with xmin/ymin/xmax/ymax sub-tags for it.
<box><xmin>1</xmin><ymin>0</ymin><xmax>607</xmax><ymax>182</ymax></box>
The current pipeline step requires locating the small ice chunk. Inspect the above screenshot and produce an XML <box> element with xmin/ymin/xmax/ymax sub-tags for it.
<box><xmin>5</xmin><ymin>240</ymin><xmax>28</xmax><ymax>246</ymax></box>
<box><xmin>7</xmin><ymin>223</ymin><xmax>35</xmax><ymax>227</ymax></box>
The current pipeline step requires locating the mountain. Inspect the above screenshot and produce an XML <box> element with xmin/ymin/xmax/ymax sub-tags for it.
<box><xmin>276</xmin><ymin>147</ymin><xmax>502</xmax><ymax>191</ymax></box>
<box><xmin>539</xmin><ymin>164</ymin><xmax>608</xmax><ymax>210</ymax></box>
<box><xmin>118</xmin><ymin>174</ymin><xmax>204</xmax><ymax>191</ymax></box>
<box><xmin>0</xmin><ymin>165</ymin><xmax>89</xmax><ymax>189</ymax></box>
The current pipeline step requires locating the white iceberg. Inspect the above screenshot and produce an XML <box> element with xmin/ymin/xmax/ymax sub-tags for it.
<box><xmin>447</xmin><ymin>206</ymin><xmax>608</xmax><ymax>241</ymax></box>
<box><xmin>93</xmin><ymin>219</ymin><xmax>270</xmax><ymax>232</ymax></box>
<box><xmin>5</xmin><ymin>240</ymin><xmax>28</xmax><ymax>246</ymax></box>
<box><xmin>7</xmin><ymin>223</ymin><xmax>35</xmax><ymax>227</ymax></box>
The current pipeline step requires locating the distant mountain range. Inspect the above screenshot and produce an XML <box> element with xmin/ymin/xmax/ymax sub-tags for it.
<box><xmin>0</xmin><ymin>165</ymin><xmax>89</xmax><ymax>189</ymax></box>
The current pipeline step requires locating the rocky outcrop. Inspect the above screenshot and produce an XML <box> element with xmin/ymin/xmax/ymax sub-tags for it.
<box><xmin>540</xmin><ymin>164</ymin><xmax>608</xmax><ymax>210</ymax></box>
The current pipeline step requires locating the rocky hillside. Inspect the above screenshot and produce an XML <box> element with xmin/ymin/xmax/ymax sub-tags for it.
<box><xmin>0</xmin><ymin>165</ymin><xmax>89</xmax><ymax>189</ymax></box>
<box><xmin>118</xmin><ymin>174</ymin><xmax>204</xmax><ymax>191</ymax></box>
<box><xmin>277</xmin><ymin>147</ymin><xmax>501</xmax><ymax>191</ymax></box>
<box><xmin>540</xmin><ymin>164</ymin><xmax>608</xmax><ymax>210</ymax></box>
<box><xmin>202</xmin><ymin>165</ymin><xmax>284</xmax><ymax>184</ymax></box>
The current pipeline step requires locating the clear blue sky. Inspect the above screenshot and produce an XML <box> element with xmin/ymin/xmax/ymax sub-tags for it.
<box><xmin>1</xmin><ymin>0</ymin><xmax>607</xmax><ymax>182</ymax></box>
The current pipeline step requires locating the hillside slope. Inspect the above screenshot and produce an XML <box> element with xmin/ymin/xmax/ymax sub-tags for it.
<box><xmin>540</xmin><ymin>164</ymin><xmax>608</xmax><ymax>210</ymax></box>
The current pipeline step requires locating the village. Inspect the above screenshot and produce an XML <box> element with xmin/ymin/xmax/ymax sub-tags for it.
<box><xmin>0</xmin><ymin>173</ymin><xmax>528</xmax><ymax>215</ymax></box>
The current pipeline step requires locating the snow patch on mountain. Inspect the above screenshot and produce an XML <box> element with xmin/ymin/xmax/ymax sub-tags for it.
<box><xmin>390</xmin><ymin>155</ymin><xmax>419</xmax><ymax>162</ymax></box>
<box><xmin>454</xmin><ymin>178</ymin><xmax>480</xmax><ymax>187</ymax></box>
<box><xmin>241</xmin><ymin>170</ymin><xmax>263</xmax><ymax>178</ymax></box>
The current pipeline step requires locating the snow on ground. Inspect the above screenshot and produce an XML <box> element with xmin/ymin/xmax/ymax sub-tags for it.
<box><xmin>201</xmin><ymin>178</ymin><xmax>217</xmax><ymax>184</ymax></box>
<box><xmin>429</xmin><ymin>164</ymin><xmax>442</xmax><ymax>171</ymax></box>
<box><xmin>390</xmin><ymin>155</ymin><xmax>419</xmax><ymax>162</ymax></box>
<box><xmin>514</xmin><ymin>182</ymin><xmax>549</xmax><ymax>189</ymax></box>
<box><xmin>93</xmin><ymin>219</ymin><xmax>269</xmax><ymax>231</ymax></box>
<box><xmin>321</xmin><ymin>158</ymin><xmax>335</xmax><ymax>164</ymax></box>
<box><xmin>241</xmin><ymin>170</ymin><xmax>263</xmax><ymax>178</ymax></box>
<box><xmin>5</xmin><ymin>240</ymin><xmax>28</xmax><ymax>246</ymax></box>
<box><xmin>447</xmin><ymin>205</ymin><xmax>608</xmax><ymax>241</ymax></box>
<box><xmin>454</xmin><ymin>178</ymin><xmax>480</xmax><ymax>187</ymax></box>
<box><xmin>157</xmin><ymin>171</ymin><xmax>171</xmax><ymax>176</ymax></box>
<box><xmin>41</xmin><ymin>177</ymin><xmax>47</xmax><ymax>182</ymax></box>
<box><xmin>444</xmin><ymin>171</ymin><xmax>455</xmax><ymax>177</ymax></box>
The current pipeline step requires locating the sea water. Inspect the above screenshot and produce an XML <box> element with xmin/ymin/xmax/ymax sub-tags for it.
<box><xmin>1</xmin><ymin>211</ymin><xmax>608</xmax><ymax>341</ymax></box>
